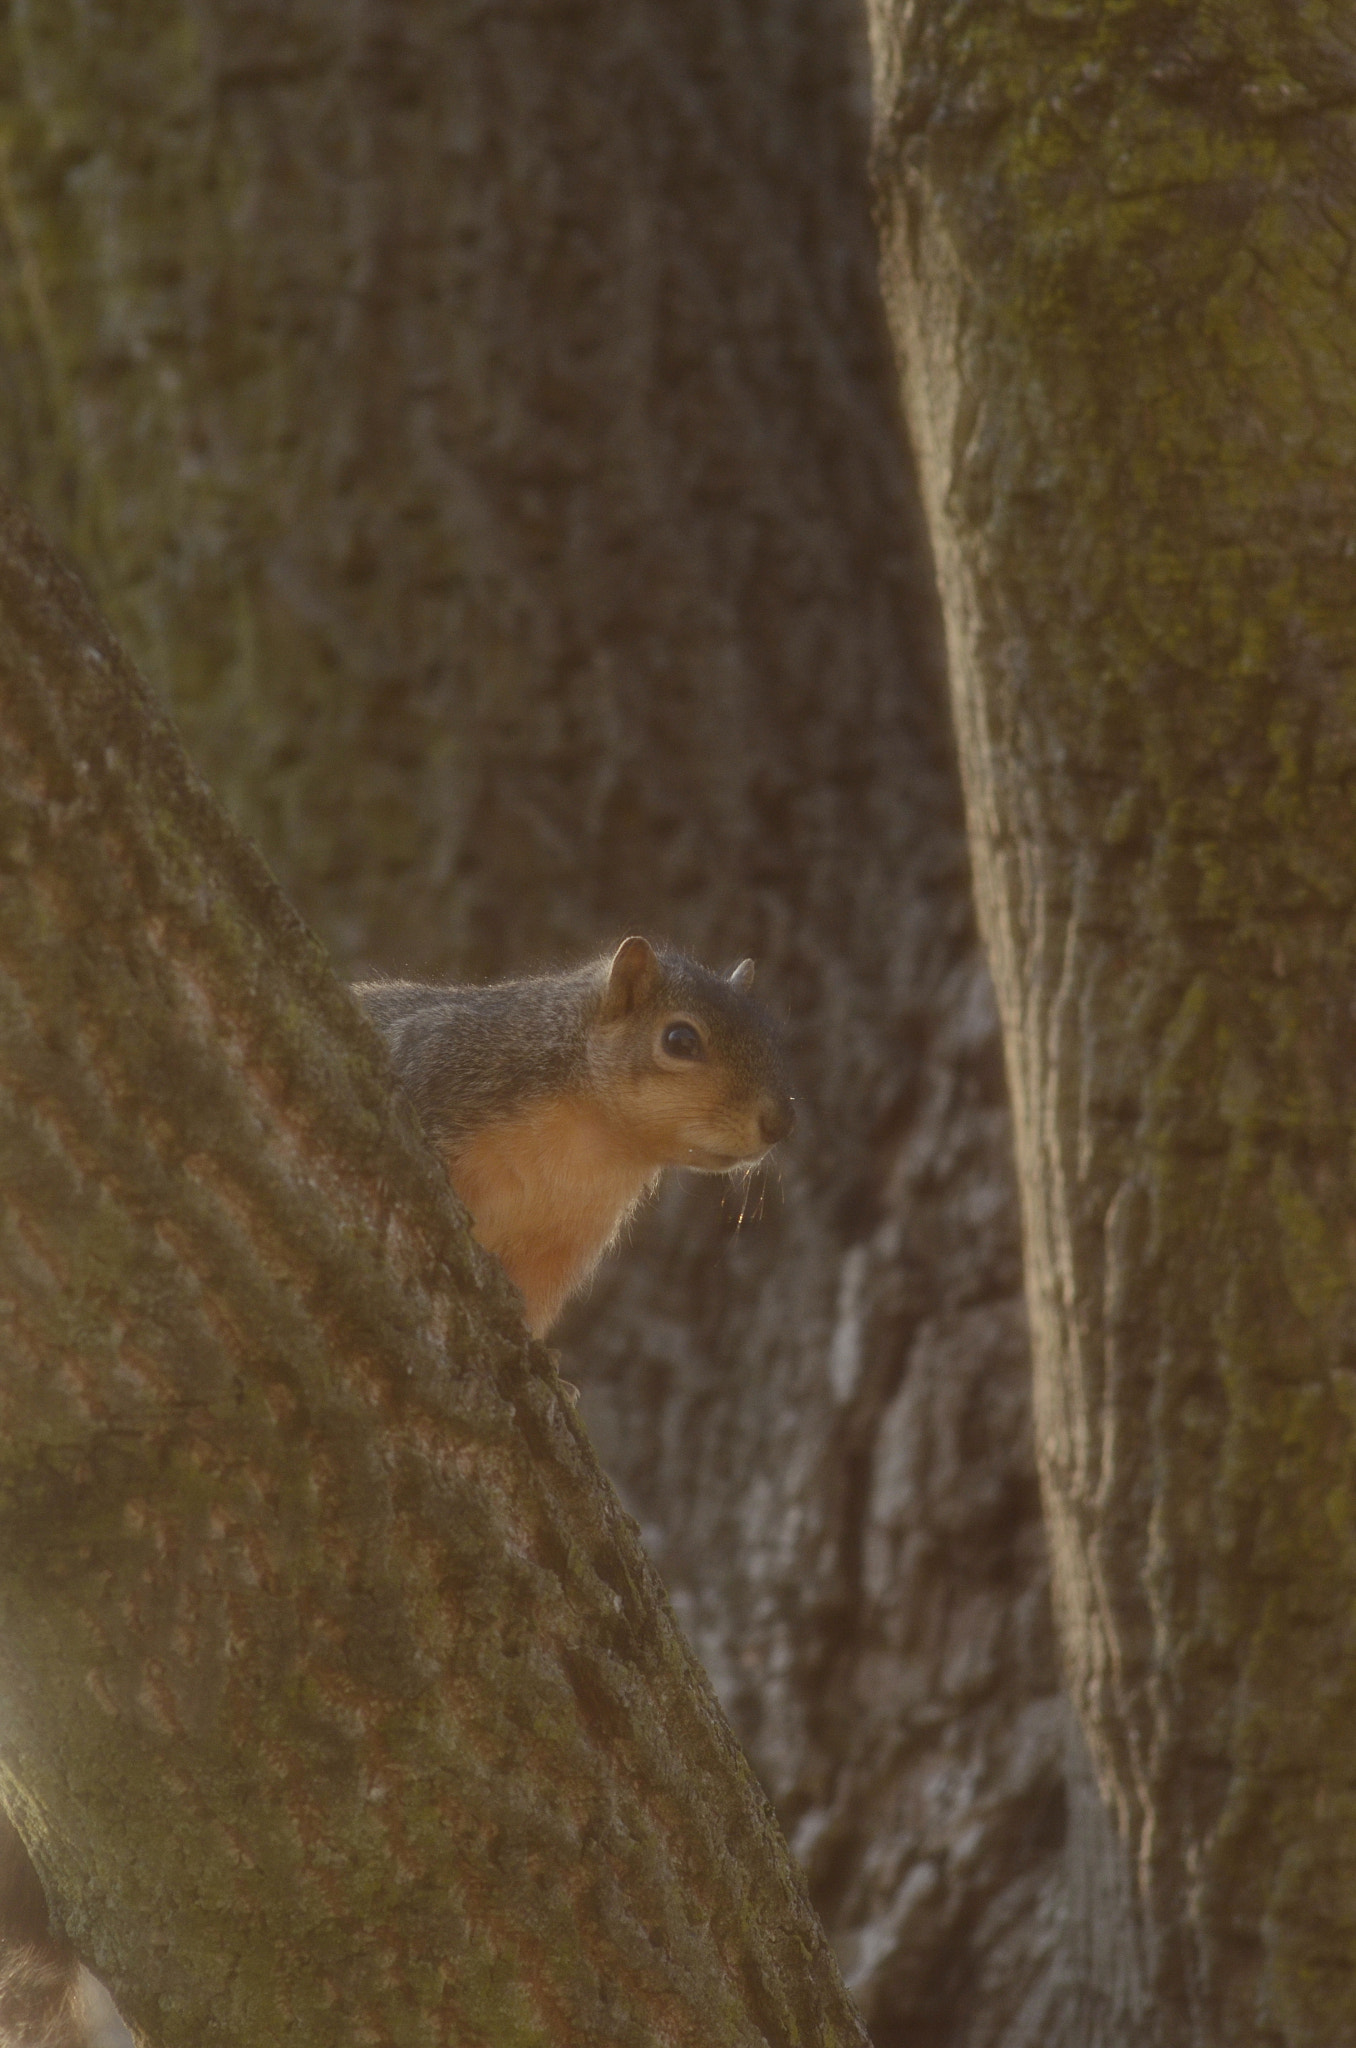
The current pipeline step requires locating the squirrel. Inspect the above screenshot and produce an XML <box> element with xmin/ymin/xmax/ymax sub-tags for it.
<box><xmin>354</xmin><ymin>935</ymin><xmax>795</xmax><ymax>1335</ymax></box>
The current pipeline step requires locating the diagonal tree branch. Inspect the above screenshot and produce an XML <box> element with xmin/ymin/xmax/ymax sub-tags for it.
<box><xmin>0</xmin><ymin>487</ymin><xmax>868</xmax><ymax>2047</ymax></box>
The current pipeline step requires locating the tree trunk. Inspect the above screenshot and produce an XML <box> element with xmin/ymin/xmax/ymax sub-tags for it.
<box><xmin>870</xmin><ymin>3</ymin><xmax>1356</xmax><ymax>2041</ymax></box>
<box><xmin>0</xmin><ymin>3</ymin><xmax>1061</xmax><ymax>2040</ymax></box>
<box><xmin>0</xmin><ymin>485</ymin><xmax>872</xmax><ymax>2046</ymax></box>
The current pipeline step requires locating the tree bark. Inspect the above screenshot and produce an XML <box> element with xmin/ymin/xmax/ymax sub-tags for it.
<box><xmin>0</xmin><ymin>4</ymin><xmax>1062</xmax><ymax>2042</ymax></box>
<box><xmin>871</xmin><ymin>3</ymin><xmax>1356</xmax><ymax>2041</ymax></box>
<box><xmin>0</xmin><ymin>486</ymin><xmax>872</xmax><ymax>2046</ymax></box>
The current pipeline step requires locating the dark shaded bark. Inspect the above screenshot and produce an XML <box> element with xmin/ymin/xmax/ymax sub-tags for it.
<box><xmin>0</xmin><ymin>3</ymin><xmax>1060</xmax><ymax>2040</ymax></box>
<box><xmin>0</xmin><ymin>486</ymin><xmax>871</xmax><ymax>2045</ymax></box>
<box><xmin>871</xmin><ymin>2</ymin><xmax>1356</xmax><ymax>2041</ymax></box>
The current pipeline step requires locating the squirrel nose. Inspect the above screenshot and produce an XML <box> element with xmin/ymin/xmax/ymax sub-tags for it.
<box><xmin>759</xmin><ymin>1096</ymin><xmax>796</xmax><ymax>1147</ymax></box>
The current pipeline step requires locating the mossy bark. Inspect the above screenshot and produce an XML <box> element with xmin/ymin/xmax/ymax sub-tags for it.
<box><xmin>0</xmin><ymin>4</ymin><xmax>1060</xmax><ymax>2041</ymax></box>
<box><xmin>0</xmin><ymin>488</ymin><xmax>871</xmax><ymax>2045</ymax></box>
<box><xmin>871</xmin><ymin>3</ymin><xmax>1356</xmax><ymax>2041</ymax></box>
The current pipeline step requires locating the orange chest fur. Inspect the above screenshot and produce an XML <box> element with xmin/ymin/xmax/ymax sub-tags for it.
<box><xmin>443</xmin><ymin>1097</ymin><xmax>660</xmax><ymax>1335</ymax></box>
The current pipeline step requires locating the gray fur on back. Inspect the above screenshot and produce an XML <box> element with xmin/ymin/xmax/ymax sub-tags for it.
<box><xmin>355</xmin><ymin>961</ymin><xmax>606</xmax><ymax>1145</ymax></box>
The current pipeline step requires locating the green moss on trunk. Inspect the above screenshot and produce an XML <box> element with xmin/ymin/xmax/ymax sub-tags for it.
<box><xmin>873</xmin><ymin>3</ymin><xmax>1356</xmax><ymax>2040</ymax></box>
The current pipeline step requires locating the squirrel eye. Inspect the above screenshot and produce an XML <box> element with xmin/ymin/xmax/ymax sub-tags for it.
<box><xmin>662</xmin><ymin>1020</ymin><xmax>703</xmax><ymax>1061</ymax></box>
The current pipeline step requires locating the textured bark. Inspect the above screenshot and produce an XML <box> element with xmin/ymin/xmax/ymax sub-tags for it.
<box><xmin>0</xmin><ymin>488</ymin><xmax>872</xmax><ymax>2046</ymax></box>
<box><xmin>0</xmin><ymin>4</ymin><xmax>1061</xmax><ymax>2041</ymax></box>
<box><xmin>871</xmin><ymin>3</ymin><xmax>1356</xmax><ymax>2042</ymax></box>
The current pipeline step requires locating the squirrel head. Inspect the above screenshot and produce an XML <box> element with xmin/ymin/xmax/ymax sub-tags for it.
<box><xmin>588</xmin><ymin>936</ymin><xmax>795</xmax><ymax>1171</ymax></box>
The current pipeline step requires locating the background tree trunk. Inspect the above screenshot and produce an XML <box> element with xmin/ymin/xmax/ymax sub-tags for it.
<box><xmin>871</xmin><ymin>2</ymin><xmax>1356</xmax><ymax>2041</ymax></box>
<box><xmin>0</xmin><ymin>484</ymin><xmax>872</xmax><ymax>2048</ymax></box>
<box><xmin>0</xmin><ymin>3</ymin><xmax>1062</xmax><ymax>2040</ymax></box>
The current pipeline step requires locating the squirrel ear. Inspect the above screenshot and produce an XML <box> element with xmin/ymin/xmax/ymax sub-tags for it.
<box><xmin>728</xmin><ymin>958</ymin><xmax>755</xmax><ymax>994</ymax></box>
<box><xmin>602</xmin><ymin>936</ymin><xmax>661</xmax><ymax>1018</ymax></box>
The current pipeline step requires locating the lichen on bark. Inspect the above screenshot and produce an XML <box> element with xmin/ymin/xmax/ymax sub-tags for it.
<box><xmin>872</xmin><ymin>1</ymin><xmax>1356</xmax><ymax>2039</ymax></box>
